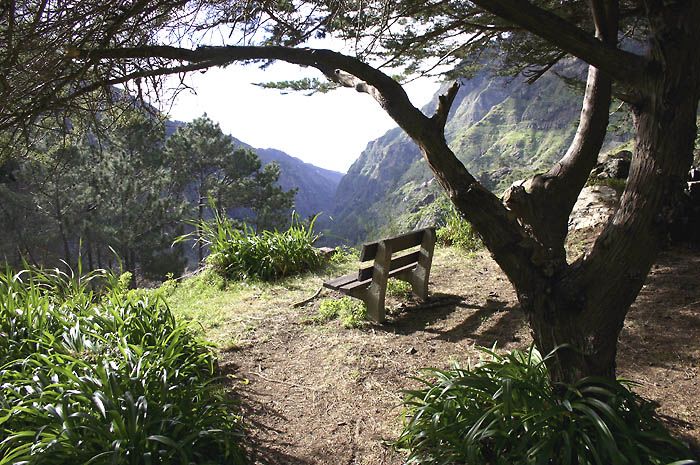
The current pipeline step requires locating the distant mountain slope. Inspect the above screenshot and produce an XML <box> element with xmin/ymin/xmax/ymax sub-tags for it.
<box><xmin>255</xmin><ymin>148</ymin><xmax>343</xmax><ymax>219</ymax></box>
<box><xmin>165</xmin><ymin>120</ymin><xmax>343</xmax><ymax>219</ymax></box>
<box><xmin>330</xmin><ymin>64</ymin><xmax>627</xmax><ymax>244</ymax></box>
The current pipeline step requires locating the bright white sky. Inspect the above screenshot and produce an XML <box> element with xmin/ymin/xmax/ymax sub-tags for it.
<box><xmin>166</xmin><ymin>61</ymin><xmax>440</xmax><ymax>173</ymax></box>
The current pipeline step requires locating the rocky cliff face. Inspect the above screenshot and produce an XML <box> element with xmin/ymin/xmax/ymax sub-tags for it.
<box><xmin>329</xmin><ymin>64</ymin><xmax>627</xmax><ymax>245</ymax></box>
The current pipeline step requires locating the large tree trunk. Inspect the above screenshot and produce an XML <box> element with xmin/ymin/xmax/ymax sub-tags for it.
<box><xmin>519</xmin><ymin>5</ymin><xmax>700</xmax><ymax>384</ymax></box>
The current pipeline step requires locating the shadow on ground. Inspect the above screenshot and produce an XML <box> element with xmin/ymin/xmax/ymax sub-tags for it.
<box><xmin>220</xmin><ymin>363</ymin><xmax>316</xmax><ymax>465</ymax></box>
<box><xmin>621</xmin><ymin>248</ymin><xmax>700</xmax><ymax>367</ymax></box>
<box><xmin>378</xmin><ymin>293</ymin><xmax>526</xmax><ymax>347</ymax></box>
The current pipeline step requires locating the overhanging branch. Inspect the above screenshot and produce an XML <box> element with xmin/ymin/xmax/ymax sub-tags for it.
<box><xmin>77</xmin><ymin>45</ymin><xmax>430</xmax><ymax>132</ymax></box>
<box><xmin>469</xmin><ymin>0</ymin><xmax>648</xmax><ymax>88</ymax></box>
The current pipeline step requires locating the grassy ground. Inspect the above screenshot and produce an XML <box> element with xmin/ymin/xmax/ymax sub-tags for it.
<box><xmin>160</xmin><ymin>253</ymin><xmax>357</xmax><ymax>348</ymax></box>
<box><xmin>157</xmin><ymin>245</ymin><xmax>700</xmax><ymax>465</ymax></box>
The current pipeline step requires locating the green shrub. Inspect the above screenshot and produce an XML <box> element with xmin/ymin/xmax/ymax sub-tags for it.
<box><xmin>183</xmin><ymin>206</ymin><xmax>322</xmax><ymax>281</ymax></box>
<box><xmin>436</xmin><ymin>206</ymin><xmax>483</xmax><ymax>252</ymax></box>
<box><xmin>328</xmin><ymin>246</ymin><xmax>359</xmax><ymax>265</ymax></box>
<box><xmin>0</xmin><ymin>266</ymin><xmax>245</xmax><ymax>465</ymax></box>
<box><xmin>316</xmin><ymin>297</ymin><xmax>367</xmax><ymax>328</ymax></box>
<box><xmin>387</xmin><ymin>278</ymin><xmax>413</xmax><ymax>298</ymax></box>
<box><xmin>395</xmin><ymin>346</ymin><xmax>695</xmax><ymax>465</ymax></box>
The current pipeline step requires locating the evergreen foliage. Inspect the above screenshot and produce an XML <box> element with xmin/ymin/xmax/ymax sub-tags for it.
<box><xmin>0</xmin><ymin>111</ymin><xmax>185</xmax><ymax>274</ymax></box>
<box><xmin>0</xmin><ymin>112</ymin><xmax>295</xmax><ymax>278</ymax></box>
<box><xmin>165</xmin><ymin>114</ymin><xmax>295</xmax><ymax>263</ymax></box>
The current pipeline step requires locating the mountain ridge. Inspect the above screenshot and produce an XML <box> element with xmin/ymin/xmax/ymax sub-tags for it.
<box><xmin>329</xmin><ymin>63</ymin><xmax>628</xmax><ymax>245</ymax></box>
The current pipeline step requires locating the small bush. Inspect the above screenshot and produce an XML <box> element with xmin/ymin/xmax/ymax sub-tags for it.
<box><xmin>328</xmin><ymin>246</ymin><xmax>359</xmax><ymax>265</ymax></box>
<box><xmin>387</xmin><ymin>278</ymin><xmax>412</xmax><ymax>298</ymax></box>
<box><xmin>436</xmin><ymin>206</ymin><xmax>483</xmax><ymax>252</ymax></box>
<box><xmin>316</xmin><ymin>297</ymin><xmax>367</xmax><ymax>328</ymax></box>
<box><xmin>0</xmin><ymin>266</ymin><xmax>245</xmax><ymax>465</ymax></box>
<box><xmin>395</xmin><ymin>346</ymin><xmax>695</xmax><ymax>465</ymax></box>
<box><xmin>183</xmin><ymin>206</ymin><xmax>323</xmax><ymax>281</ymax></box>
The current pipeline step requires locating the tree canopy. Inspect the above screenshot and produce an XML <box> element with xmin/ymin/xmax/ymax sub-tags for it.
<box><xmin>0</xmin><ymin>110</ymin><xmax>295</xmax><ymax>277</ymax></box>
<box><xmin>165</xmin><ymin>114</ymin><xmax>295</xmax><ymax>262</ymax></box>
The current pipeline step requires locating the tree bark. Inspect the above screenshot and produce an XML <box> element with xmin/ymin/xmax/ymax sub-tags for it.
<box><xmin>55</xmin><ymin>196</ymin><xmax>72</xmax><ymax>266</ymax></box>
<box><xmin>521</xmin><ymin>3</ymin><xmax>700</xmax><ymax>384</ymax></box>
<box><xmin>504</xmin><ymin>0</ymin><xmax>618</xmax><ymax>261</ymax></box>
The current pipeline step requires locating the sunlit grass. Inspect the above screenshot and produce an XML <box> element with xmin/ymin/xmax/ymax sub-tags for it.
<box><xmin>158</xmin><ymin>256</ymin><xmax>358</xmax><ymax>345</ymax></box>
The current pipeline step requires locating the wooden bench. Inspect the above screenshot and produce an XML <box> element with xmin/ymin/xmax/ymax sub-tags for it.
<box><xmin>323</xmin><ymin>227</ymin><xmax>436</xmax><ymax>322</ymax></box>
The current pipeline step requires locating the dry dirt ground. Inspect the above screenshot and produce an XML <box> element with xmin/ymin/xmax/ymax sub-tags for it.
<box><xmin>221</xmin><ymin>245</ymin><xmax>700</xmax><ymax>465</ymax></box>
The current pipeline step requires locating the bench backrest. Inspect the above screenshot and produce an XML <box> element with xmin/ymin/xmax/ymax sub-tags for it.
<box><xmin>358</xmin><ymin>228</ymin><xmax>435</xmax><ymax>281</ymax></box>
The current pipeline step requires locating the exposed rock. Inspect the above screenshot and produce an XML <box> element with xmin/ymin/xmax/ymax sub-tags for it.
<box><xmin>591</xmin><ymin>150</ymin><xmax>632</xmax><ymax>179</ymax></box>
<box><xmin>414</xmin><ymin>213</ymin><xmax>442</xmax><ymax>230</ymax></box>
<box><xmin>316</xmin><ymin>247</ymin><xmax>336</xmax><ymax>258</ymax></box>
<box><xmin>568</xmin><ymin>185</ymin><xmax>620</xmax><ymax>231</ymax></box>
<box><xmin>571</xmin><ymin>168</ymin><xmax>700</xmax><ymax>244</ymax></box>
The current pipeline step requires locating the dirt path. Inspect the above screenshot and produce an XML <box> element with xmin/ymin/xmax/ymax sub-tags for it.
<box><xmin>222</xmin><ymin>247</ymin><xmax>700</xmax><ymax>464</ymax></box>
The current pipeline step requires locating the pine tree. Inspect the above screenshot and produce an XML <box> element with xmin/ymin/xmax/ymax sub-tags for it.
<box><xmin>165</xmin><ymin>114</ymin><xmax>295</xmax><ymax>263</ymax></box>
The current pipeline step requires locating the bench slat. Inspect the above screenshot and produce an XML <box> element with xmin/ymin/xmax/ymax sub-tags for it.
<box><xmin>323</xmin><ymin>272</ymin><xmax>360</xmax><ymax>290</ymax></box>
<box><xmin>357</xmin><ymin>250</ymin><xmax>421</xmax><ymax>281</ymax></box>
<box><xmin>339</xmin><ymin>262</ymin><xmax>418</xmax><ymax>292</ymax></box>
<box><xmin>360</xmin><ymin>228</ymin><xmax>429</xmax><ymax>262</ymax></box>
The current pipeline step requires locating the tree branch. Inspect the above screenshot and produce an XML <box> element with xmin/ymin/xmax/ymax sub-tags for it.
<box><xmin>431</xmin><ymin>82</ymin><xmax>460</xmax><ymax>131</ymax></box>
<box><xmin>503</xmin><ymin>0</ymin><xmax>618</xmax><ymax>258</ymax></box>
<box><xmin>469</xmin><ymin>0</ymin><xmax>648</xmax><ymax>88</ymax></box>
<box><xmin>77</xmin><ymin>45</ymin><xmax>428</xmax><ymax>134</ymax></box>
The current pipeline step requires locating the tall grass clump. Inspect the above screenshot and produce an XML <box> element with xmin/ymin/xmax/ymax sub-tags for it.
<box><xmin>436</xmin><ymin>205</ymin><xmax>483</xmax><ymax>252</ymax></box>
<box><xmin>183</xmin><ymin>207</ymin><xmax>323</xmax><ymax>281</ymax></box>
<box><xmin>396</xmin><ymin>346</ymin><xmax>695</xmax><ymax>465</ymax></box>
<box><xmin>0</xmin><ymin>266</ymin><xmax>245</xmax><ymax>465</ymax></box>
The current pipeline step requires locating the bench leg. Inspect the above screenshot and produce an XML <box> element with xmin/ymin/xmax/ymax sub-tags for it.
<box><xmin>366</xmin><ymin>283</ymin><xmax>386</xmax><ymax>322</ymax></box>
<box><xmin>410</xmin><ymin>267</ymin><xmax>429</xmax><ymax>301</ymax></box>
<box><xmin>349</xmin><ymin>286</ymin><xmax>385</xmax><ymax>323</ymax></box>
<box><xmin>412</xmin><ymin>228</ymin><xmax>435</xmax><ymax>301</ymax></box>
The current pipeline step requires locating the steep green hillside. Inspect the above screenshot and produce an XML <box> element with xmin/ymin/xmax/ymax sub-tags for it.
<box><xmin>330</xmin><ymin>66</ymin><xmax>627</xmax><ymax>245</ymax></box>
